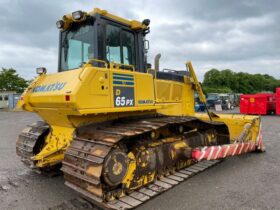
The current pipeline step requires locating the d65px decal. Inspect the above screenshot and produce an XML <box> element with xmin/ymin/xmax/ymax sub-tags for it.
<box><xmin>113</xmin><ymin>86</ymin><xmax>135</xmax><ymax>107</ymax></box>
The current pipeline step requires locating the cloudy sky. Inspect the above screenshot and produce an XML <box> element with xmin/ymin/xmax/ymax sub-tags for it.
<box><xmin>0</xmin><ymin>0</ymin><xmax>279</xmax><ymax>80</ymax></box>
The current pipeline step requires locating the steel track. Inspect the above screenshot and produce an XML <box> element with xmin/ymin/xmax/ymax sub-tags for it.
<box><xmin>62</xmin><ymin>116</ymin><xmax>226</xmax><ymax>209</ymax></box>
<box><xmin>16</xmin><ymin>121</ymin><xmax>49</xmax><ymax>167</ymax></box>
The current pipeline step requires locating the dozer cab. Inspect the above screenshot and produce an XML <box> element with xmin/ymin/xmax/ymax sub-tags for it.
<box><xmin>16</xmin><ymin>8</ymin><xmax>264</xmax><ymax>209</ymax></box>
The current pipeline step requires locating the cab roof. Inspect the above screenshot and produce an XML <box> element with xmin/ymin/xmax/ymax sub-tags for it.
<box><xmin>62</xmin><ymin>8</ymin><xmax>147</xmax><ymax>31</ymax></box>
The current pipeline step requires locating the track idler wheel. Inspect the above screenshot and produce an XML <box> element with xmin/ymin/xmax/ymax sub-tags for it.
<box><xmin>102</xmin><ymin>149</ymin><xmax>129</xmax><ymax>187</ymax></box>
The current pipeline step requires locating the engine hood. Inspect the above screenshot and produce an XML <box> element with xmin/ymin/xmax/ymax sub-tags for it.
<box><xmin>18</xmin><ymin>69</ymin><xmax>83</xmax><ymax>111</ymax></box>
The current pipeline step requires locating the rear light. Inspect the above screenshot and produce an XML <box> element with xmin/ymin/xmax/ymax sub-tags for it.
<box><xmin>65</xmin><ymin>95</ymin><xmax>70</xmax><ymax>101</ymax></box>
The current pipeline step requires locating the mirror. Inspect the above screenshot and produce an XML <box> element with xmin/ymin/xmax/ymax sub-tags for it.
<box><xmin>144</xmin><ymin>39</ymin><xmax>150</xmax><ymax>52</ymax></box>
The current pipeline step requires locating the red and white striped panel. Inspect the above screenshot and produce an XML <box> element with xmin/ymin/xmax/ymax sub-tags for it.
<box><xmin>256</xmin><ymin>126</ymin><xmax>265</xmax><ymax>152</ymax></box>
<box><xmin>192</xmin><ymin>126</ymin><xmax>264</xmax><ymax>162</ymax></box>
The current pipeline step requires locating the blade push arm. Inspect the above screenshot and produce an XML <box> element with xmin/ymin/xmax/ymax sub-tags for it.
<box><xmin>186</xmin><ymin>61</ymin><xmax>212</xmax><ymax>121</ymax></box>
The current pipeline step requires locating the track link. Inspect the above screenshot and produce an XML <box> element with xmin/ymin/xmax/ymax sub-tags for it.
<box><xmin>62</xmin><ymin>116</ymin><xmax>228</xmax><ymax>209</ymax></box>
<box><xmin>66</xmin><ymin>160</ymin><xmax>220</xmax><ymax>209</ymax></box>
<box><xmin>16</xmin><ymin>121</ymin><xmax>49</xmax><ymax>167</ymax></box>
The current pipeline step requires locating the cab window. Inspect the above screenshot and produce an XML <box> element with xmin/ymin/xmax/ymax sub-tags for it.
<box><xmin>106</xmin><ymin>25</ymin><xmax>121</xmax><ymax>63</ymax></box>
<box><xmin>106</xmin><ymin>24</ymin><xmax>136</xmax><ymax>67</ymax></box>
<box><xmin>122</xmin><ymin>30</ymin><xmax>135</xmax><ymax>66</ymax></box>
<box><xmin>60</xmin><ymin>23</ymin><xmax>94</xmax><ymax>71</ymax></box>
<box><xmin>67</xmin><ymin>40</ymin><xmax>91</xmax><ymax>69</ymax></box>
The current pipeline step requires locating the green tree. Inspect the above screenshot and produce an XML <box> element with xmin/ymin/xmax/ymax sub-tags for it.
<box><xmin>202</xmin><ymin>86</ymin><xmax>232</xmax><ymax>94</ymax></box>
<box><xmin>203</xmin><ymin>69</ymin><xmax>222</xmax><ymax>87</ymax></box>
<box><xmin>202</xmin><ymin>69</ymin><xmax>280</xmax><ymax>94</ymax></box>
<box><xmin>0</xmin><ymin>68</ymin><xmax>29</xmax><ymax>93</ymax></box>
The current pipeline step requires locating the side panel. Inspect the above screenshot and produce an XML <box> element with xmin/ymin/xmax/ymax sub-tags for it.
<box><xmin>155</xmin><ymin>78</ymin><xmax>195</xmax><ymax>116</ymax></box>
<box><xmin>155</xmin><ymin>79</ymin><xmax>183</xmax><ymax>103</ymax></box>
<box><xmin>135</xmin><ymin>73</ymin><xmax>155</xmax><ymax>106</ymax></box>
<box><xmin>110</xmin><ymin>70</ymin><xmax>155</xmax><ymax>108</ymax></box>
<box><xmin>88</xmin><ymin>69</ymin><xmax>111</xmax><ymax>108</ymax></box>
<box><xmin>77</xmin><ymin>67</ymin><xmax>112</xmax><ymax>109</ymax></box>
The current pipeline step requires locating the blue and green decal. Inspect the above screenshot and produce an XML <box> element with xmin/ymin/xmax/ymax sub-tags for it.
<box><xmin>113</xmin><ymin>73</ymin><xmax>134</xmax><ymax>86</ymax></box>
<box><xmin>113</xmin><ymin>73</ymin><xmax>135</xmax><ymax>107</ymax></box>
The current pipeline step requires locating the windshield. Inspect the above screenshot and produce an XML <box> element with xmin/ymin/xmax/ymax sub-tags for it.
<box><xmin>207</xmin><ymin>94</ymin><xmax>219</xmax><ymax>100</ymax></box>
<box><xmin>221</xmin><ymin>96</ymin><xmax>229</xmax><ymax>100</ymax></box>
<box><xmin>60</xmin><ymin>23</ymin><xmax>94</xmax><ymax>71</ymax></box>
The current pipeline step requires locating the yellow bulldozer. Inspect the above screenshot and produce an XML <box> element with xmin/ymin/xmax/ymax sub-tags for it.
<box><xmin>16</xmin><ymin>8</ymin><xmax>264</xmax><ymax>209</ymax></box>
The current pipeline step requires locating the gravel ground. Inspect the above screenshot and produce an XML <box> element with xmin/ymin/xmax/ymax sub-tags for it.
<box><xmin>0</xmin><ymin>110</ymin><xmax>279</xmax><ymax>210</ymax></box>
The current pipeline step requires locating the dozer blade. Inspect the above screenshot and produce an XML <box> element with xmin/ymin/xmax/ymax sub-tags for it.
<box><xmin>192</xmin><ymin>126</ymin><xmax>264</xmax><ymax>161</ymax></box>
<box><xmin>194</xmin><ymin>113</ymin><xmax>264</xmax><ymax>161</ymax></box>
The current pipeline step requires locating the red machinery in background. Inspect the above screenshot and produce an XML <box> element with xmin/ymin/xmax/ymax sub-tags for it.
<box><xmin>240</xmin><ymin>93</ymin><xmax>276</xmax><ymax>115</ymax></box>
<box><xmin>276</xmin><ymin>88</ymin><xmax>280</xmax><ymax>115</ymax></box>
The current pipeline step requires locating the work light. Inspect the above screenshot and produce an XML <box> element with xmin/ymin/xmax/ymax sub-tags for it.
<box><xmin>72</xmin><ymin>10</ymin><xmax>85</xmax><ymax>21</ymax></box>
<box><xmin>36</xmin><ymin>67</ymin><xmax>47</xmax><ymax>75</ymax></box>
<box><xmin>56</xmin><ymin>20</ymin><xmax>64</xmax><ymax>29</ymax></box>
<box><xmin>142</xmin><ymin>19</ymin><xmax>150</xmax><ymax>26</ymax></box>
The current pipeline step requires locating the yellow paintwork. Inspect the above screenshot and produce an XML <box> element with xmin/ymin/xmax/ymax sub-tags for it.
<box><xmin>195</xmin><ymin>113</ymin><xmax>260</xmax><ymax>143</ymax></box>
<box><xmin>60</xmin><ymin>8</ymin><xmax>147</xmax><ymax>31</ymax></box>
<box><xmin>17</xmin><ymin>60</ymin><xmax>261</xmax><ymax>167</ymax></box>
<box><xmin>170</xmin><ymin>141</ymin><xmax>188</xmax><ymax>160</ymax></box>
<box><xmin>17</xmin><ymin>8</ymin><xmax>260</xmax><ymax>169</ymax></box>
<box><xmin>16</xmin><ymin>61</ymin><xmax>189</xmax><ymax>167</ymax></box>
<box><xmin>91</xmin><ymin>8</ymin><xmax>146</xmax><ymax>30</ymax></box>
<box><xmin>123</xmin><ymin>152</ymin><xmax>137</xmax><ymax>189</ymax></box>
<box><xmin>187</xmin><ymin>62</ymin><xmax>206</xmax><ymax>103</ymax></box>
<box><xmin>32</xmin><ymin>126</ymin><xmax>74</xmax><ymax>167</ymax></box>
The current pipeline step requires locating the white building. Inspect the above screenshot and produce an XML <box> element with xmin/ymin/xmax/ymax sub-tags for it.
<box><xmin>0</xmin><ymin>91</ymin><xmax>16</xmax><ymax>108</ymax></box>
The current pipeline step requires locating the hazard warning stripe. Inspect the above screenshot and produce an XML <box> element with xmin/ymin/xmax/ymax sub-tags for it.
<box><xmin>192</xmin><ymin>126</ymin><xmax>265</xmax><ymax>162</ymax></box>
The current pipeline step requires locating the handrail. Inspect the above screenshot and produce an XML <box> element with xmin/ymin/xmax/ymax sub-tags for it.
<box><xmin>78</xmin><ymin>59</ymin><xmax>108</xmax><ymax>81</ymax></box>
<box><xmin>111</xmin><ymin>62</ymin><xmax>135</xmax><ymax>71</ymax></box>
<box><xmin>88</xmin><ymin>58</ymin><xmax>108</xmax><ymax>68</ymax></box>
<box><xmin>147</xmin><ymin>68</ymin><xmax>156</xmax><ymax>78</ymax></box>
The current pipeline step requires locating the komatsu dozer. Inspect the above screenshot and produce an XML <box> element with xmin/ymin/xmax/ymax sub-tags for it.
<box><xmin>16</xmin><ymin>8</ymin><xmax>264</xmax><ymax>209</ymax></box>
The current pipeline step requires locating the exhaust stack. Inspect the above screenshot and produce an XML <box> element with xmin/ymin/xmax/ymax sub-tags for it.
<box><xmin>154</xmin><ymin>53</ymin><xmax>161</xmax><ymax>71</ymax></box>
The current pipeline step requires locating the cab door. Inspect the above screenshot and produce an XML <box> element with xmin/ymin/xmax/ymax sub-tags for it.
<box><xmin>104</xmin><ymin>22</ymin><xmax>155</xmax><ymax>108</ymax></box>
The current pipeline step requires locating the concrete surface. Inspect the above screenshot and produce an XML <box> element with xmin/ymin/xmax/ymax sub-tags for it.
<box><xmin>0</xmin><ymin>110</ymin><xmax>279</xmax><ymax>210</ymax></box>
